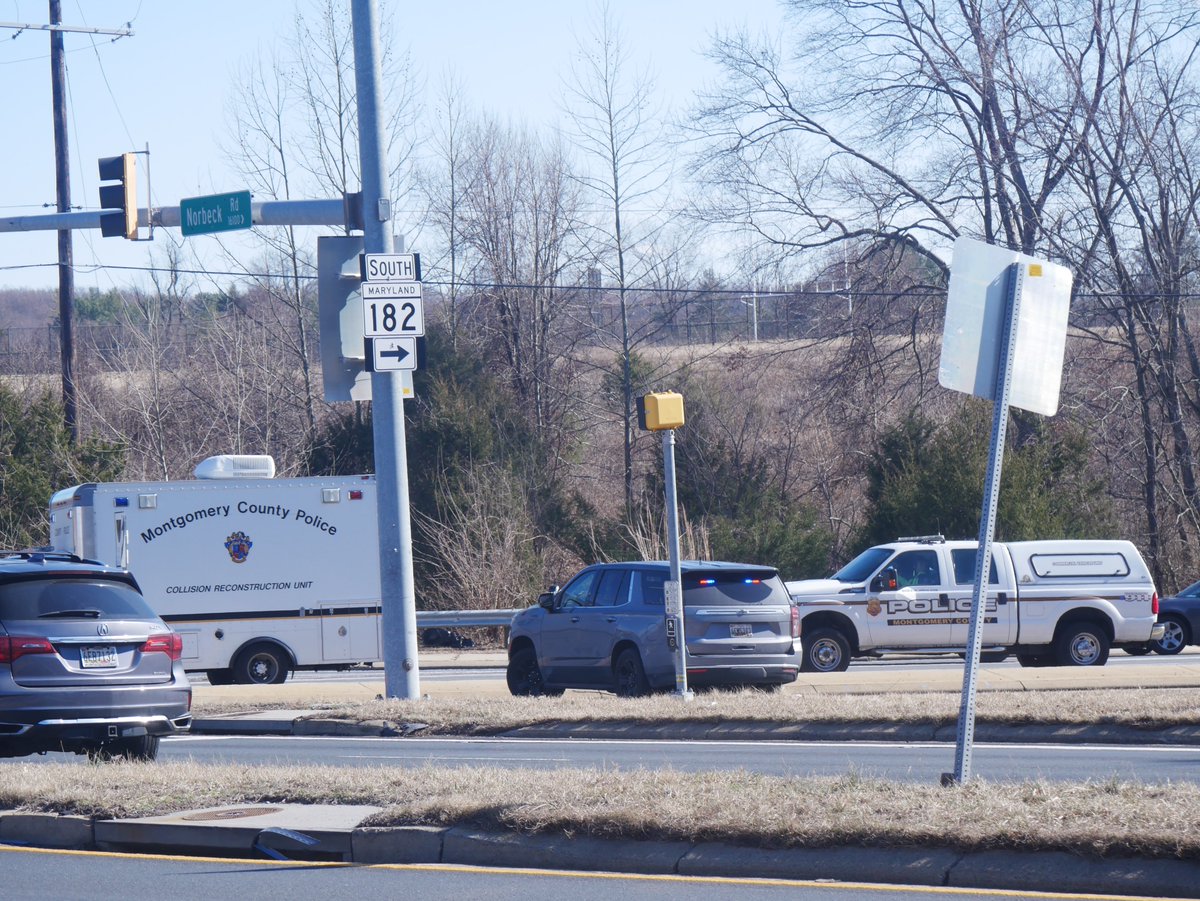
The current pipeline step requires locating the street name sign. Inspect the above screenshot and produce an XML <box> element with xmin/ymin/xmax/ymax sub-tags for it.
<box><xmin>361</xmin><ymin>252</ymin><xmax>421</xmax><ymax>282</ymax></box>
<box><xmin>180</xmin><ymin>191</ymin><xmax>252</xmax><ymax>237</ymax></box>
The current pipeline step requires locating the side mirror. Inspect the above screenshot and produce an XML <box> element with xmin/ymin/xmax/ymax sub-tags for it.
<box><xmin>538</xmin><ymin>585</ymin><xmax>560</xmax><ymax>610</ymax></box>
<box><xmin>871</xmin><ymin>567</ymin><xmax>899</xmax><ymax>593</ymax></box>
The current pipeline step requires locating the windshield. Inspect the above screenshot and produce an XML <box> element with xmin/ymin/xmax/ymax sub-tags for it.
<box><xmin>830</xmin><ymin>547</ymin><xmax>893</xmax><ymax>583</ymax></box>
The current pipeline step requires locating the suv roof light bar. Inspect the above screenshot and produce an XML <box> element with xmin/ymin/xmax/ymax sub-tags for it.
<box><xmin>896</xmin><ymin>534</ymin><xmax>946</xmax><ymax>544</ymax></box>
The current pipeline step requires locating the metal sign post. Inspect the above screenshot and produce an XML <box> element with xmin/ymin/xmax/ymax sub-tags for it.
<box><xmin>662</xmin><ymin>429</ymin><xmax>693</xmax><ymax>699</ymax></box>
<box><xmin>946</xmin><ymin>262</ymin><xmax>1023</xmax><ymax>785</ymax></box>
<box><xmin>351</xmin><ymin>0</ymin><xmax>419</xmax><ymax>700</ymax></box>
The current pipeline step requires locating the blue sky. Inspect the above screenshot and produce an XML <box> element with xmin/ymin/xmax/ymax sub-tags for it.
<box><xmin>0</xmin><ymin>0</ymin><xmax>785</xmax><ymax>294</ymax></box>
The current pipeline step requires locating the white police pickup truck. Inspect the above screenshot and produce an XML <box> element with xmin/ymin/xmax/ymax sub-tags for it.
<box><xmin>786</xmin><ymin>535</ymin><xmax>1166</xmax><ymax>671</ymax></box>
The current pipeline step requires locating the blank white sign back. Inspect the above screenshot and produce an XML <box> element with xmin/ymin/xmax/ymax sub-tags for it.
<box><xmin>939</xmin><ymin>237</ymin><xmax>1073</xmax><ymax>416</ymax></box>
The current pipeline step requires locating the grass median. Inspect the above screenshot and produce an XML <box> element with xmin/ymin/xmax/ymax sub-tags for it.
<box><xmin>0</xmin><ymin>761</ymin><xmax>1197</xmax><ymax>861</ymax></box>
<box><xmin>2</xmin><ymin>687</ymin><xmax>1198</xmax><ymax>862</ymax></box>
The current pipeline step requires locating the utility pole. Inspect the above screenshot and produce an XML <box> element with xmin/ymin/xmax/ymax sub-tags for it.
<box><xmin>2</xmin><ymin>8</ymin><xmax>133</xmax><ymax>441</ymax></box>
<box><xmin>49</xmin><ymin>0</ymin><xmax>75</xmax><ymax>440</ymax></box>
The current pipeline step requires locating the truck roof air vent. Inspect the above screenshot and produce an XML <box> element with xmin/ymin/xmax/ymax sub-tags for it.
<box><xmin>193</xmin><ymin>455</ymin><xmax>277</xmax><ymax>480</ymax></box>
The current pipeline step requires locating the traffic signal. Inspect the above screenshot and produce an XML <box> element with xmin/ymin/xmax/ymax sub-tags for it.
<box><xmin>97</xmin><ymin>153</ymin><xmax>137</xmax><ymax>239</ymax></box>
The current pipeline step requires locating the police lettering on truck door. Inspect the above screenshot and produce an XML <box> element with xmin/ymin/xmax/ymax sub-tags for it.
<box><xmin>866</xmin><ymin>549</ymin><xmax>953</xmax><ymax>647</ymax></box>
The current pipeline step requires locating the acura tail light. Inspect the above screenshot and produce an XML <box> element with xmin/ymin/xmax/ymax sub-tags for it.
<box><xmin>140</xmin><ymin>632</ymin><xmax>183</xmax><ymax>662</ymax></box>
<box><xmin>0</xmin><ymin>636</ymin><xmax>56</xmax><ymax>664</ymax></box>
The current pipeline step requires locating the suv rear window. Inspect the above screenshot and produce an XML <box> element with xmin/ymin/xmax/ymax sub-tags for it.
<box><xmin>683</xmin><ymin>570</ymin><xmax>785</xmax><ymax>606</ymax></box>
<box><xmin>0</xmin><ymin>576</ymin><xmax>155</xmax><ymax>621</ymax></box>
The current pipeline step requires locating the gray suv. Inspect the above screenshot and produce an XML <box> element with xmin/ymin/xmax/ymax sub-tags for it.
<box><xmin>0</xmin><ymin>551</ymin><xmax>192</xmax><ymax>760</ymax></box>
<box><xmin>507</xmin><ymin>561</ymin><xmax>800</xmax><ymax>696</ymax></box>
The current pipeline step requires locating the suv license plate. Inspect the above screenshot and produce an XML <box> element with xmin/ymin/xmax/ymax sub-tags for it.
<box><xmin>81</xmin><ymin>645</ymin><xmax>118</xmax><ymax>668</ymax></box>
<box><xmin>730</xmin><ymin>623</ymin><xmax>753</xmax><ymax>638</ymax></box>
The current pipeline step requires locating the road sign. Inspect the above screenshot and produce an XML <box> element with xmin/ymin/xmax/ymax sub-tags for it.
<box><xmin>361</xmin><ymin>252</ymin><xmax>421</xmax><ymax>282</ymax></box>
<box><xmin>367</xmin><ymin>336</ymin><xmax>423</xmax><ymax>372</ymax></box>
<box><xmin>362</xmin><ymin>281</ymin><xmax>422</xmax><ymax>300</ymax></box>
<box><xmin>179</xmin><ymin>191</ymin><xmax>252</xmax><ymax>237</ymax></box>
<box><xmin>939</xmin><ymin>237</ymin><xmax>1072</xmax><ymax>416</ymax></box>
<box><xmin>362</xmin><ymin>295</ymin><xmax>425</xmax><ymax>338</ymax></box>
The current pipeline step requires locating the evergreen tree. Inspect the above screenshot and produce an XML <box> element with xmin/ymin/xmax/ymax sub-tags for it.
<box><xmin>0</xmin><ymin>385</ymin><xmax>124</xmax><ymax>549</ymax></box>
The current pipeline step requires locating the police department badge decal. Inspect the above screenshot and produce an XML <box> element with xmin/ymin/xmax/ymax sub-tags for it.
<box><xmin>224</xmin><ymin>530</ymin><xmax>253</xmax><ymax>563</ymax></box>
<box><xmin>867</xmin><ymin>597</ymin><xmax>882</xmax><ymax>617</ymax></box>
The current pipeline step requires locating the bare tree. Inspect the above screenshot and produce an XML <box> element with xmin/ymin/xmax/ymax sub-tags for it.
<box><xmin>1058</xmin><ymin>4</ymin><xmax>1200</xmax><ymax>584</ymax></box>
<box><xmin>564</xmin><ymin>2</ymin><xmax>674</xmax><ymax>517</ymax></box>
<box><xmin>220</xmin><ymin>0</ymin><xmax>420</xmax><ymax>461</ymax></box>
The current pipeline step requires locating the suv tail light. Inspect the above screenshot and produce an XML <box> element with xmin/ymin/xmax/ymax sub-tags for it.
<box><xmin>140</xmin><ymin>632</ymin><xmax>183</xmax><ymax>662</ymax></box>
<box><xmin>0</xmin><ymin>636</ymin><xmax>56</xmax><ymax>664</ymax></box>
<box><xmin>1152</xmin><ymin>592</ymin><xmax>1159</xmax><ymax>615</ymax></box>
<box><xmin>790</xmin><ymin>605</ymin><xmax>801</xmax><ymax>639</ymax></box>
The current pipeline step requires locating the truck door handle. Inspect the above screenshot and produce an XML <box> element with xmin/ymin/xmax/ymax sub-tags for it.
<box><xmin>570</xmin><ymin>616</ymin><xmax>581</xmax><ymax>623</ymax></box>
<box><xmin>939</xmin><ymin>593</ymin><xmax>949</xmax><ymax>603</ymax></box>
<box><xmin>997</xmin><ymin>593</ymin><xmax>1008</xmax><ymax>605</ymax></box>
<box><xmin>606</xmin><ymin>616</ymin><xmax>617</xmax><ymax>623</ymax></box>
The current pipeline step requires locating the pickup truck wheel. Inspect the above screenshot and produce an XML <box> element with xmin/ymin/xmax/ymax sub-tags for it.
<box><xmin>1054</xmin><ymin>622</ymin><xmax>1110</xmax><ymax>666</ymax></box>
<box><xmin>1153</xmin><ymin>615</ymin><xmax>1189</xmax><ymax>655</ymax></box>
<box><xmin>801</xmin><ymin>628</ymin><xmax>851</xmax><ymax>673</ymax></box>
<box><xmin>613</xmin><ymin>648</ymin><xmax>651</xmax><ymax>697</ymax></box>
<box><xmin>233</xmin><ymin>643</ymin><xmax>290</xmax><ymax>684</ymax></box>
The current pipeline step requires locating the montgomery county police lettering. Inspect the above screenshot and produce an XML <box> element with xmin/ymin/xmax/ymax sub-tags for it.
<box><xmin>48</xmin><ymin>456</ymin><xmax>380</xmax><ymax>685</ymax></box>
<box><xmin>785</xmin><ymin>535</ymin><xmax>1166</xmax><ymax>673</ymax></box>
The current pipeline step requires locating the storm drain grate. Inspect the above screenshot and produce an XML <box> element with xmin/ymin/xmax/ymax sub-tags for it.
<box><xmin>181</xmin><ymin>806</ymin><xmax>283</xmax><ymax>821</ymax></box>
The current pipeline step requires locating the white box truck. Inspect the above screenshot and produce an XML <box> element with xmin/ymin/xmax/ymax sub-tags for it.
<box><xmin>48</xmin><ymin>455</ymin><xmax>381</xmax><ymax>684</ymax></box>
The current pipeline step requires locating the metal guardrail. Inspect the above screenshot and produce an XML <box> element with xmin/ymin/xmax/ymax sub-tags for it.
<box><xmin>415</xmin><ymin>609</ymin><xmax>522</xmax><ymax>628</ymax></box>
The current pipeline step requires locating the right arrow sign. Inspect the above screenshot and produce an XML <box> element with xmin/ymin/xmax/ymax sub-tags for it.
<box><xmin>368</xmin><ymin>336</ymin><xmax>423</xmax><ymax>372</ymax></box>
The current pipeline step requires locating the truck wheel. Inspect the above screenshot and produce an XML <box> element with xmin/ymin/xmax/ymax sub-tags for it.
<box><xmin>1153</xmin><ymin>615</ymin><xmax>1189</xmax><ymax>655</ymax></box>
<box><xmin>507</xmin><ymin>647</ymin><xmax>560</xmax><ymax>696</ymax></box>
<box><xmin>801</xmin><ymin>627</ymin><xmax>851</xmax><ymax>672</ymax></box>
<box><xmin>613</xmin><ymin>648</ymin><xmax>650</xmax><ymax>697</ymax></box>
<box><xmin>233</xmin><ymin>643</ymin><xmax>290</xmax><ymax>684</ymax></box>
<box><xmin>1054</xmin><ymin>622</ymin><xmax>1110</xmax><ymax>666</ymax></box>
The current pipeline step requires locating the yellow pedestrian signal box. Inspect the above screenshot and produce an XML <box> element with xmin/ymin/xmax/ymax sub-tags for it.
<box><xmin>637</xmin><ymin>392</ymin><xmax>685</xmax><ymax>431</ymax></box>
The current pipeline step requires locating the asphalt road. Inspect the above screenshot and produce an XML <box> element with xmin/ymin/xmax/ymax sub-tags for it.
<box><xmin>0</xmin><ymin>846</ymin><xmax>1142</xmax><ymax>901</ymax></box>
<box><xmin>94</xmin><ymin>733</ymin><xmax>1196</xmax><ymax>782</ymax></box>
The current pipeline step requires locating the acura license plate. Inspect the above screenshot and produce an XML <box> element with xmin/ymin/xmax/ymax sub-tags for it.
<box><xmin>81</xmin><ymin>645</ymin><xmax>118</xmax><ymax>669</ymax></box>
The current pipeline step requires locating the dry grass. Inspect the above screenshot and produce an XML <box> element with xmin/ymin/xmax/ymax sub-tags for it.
<box><xmin>192</xmin><ymin>686</ymin><xmax>1200</xmax><ymax>733</ymax></box>
<box><xmin>0</xmin><ymin>761</ymin><xmax>1196</xmax><ymax>860</ymax></box>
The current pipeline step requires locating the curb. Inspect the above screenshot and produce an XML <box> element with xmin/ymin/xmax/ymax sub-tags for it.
<box><xmin>3</xmin><ymin>811</ymin><xmax>1199</xmax><ymax>898</ymax></box>
<box><xmin>190</xmin><ymin>715</ymin><xmax>1200</xmax><ymax>746</ymax></box>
